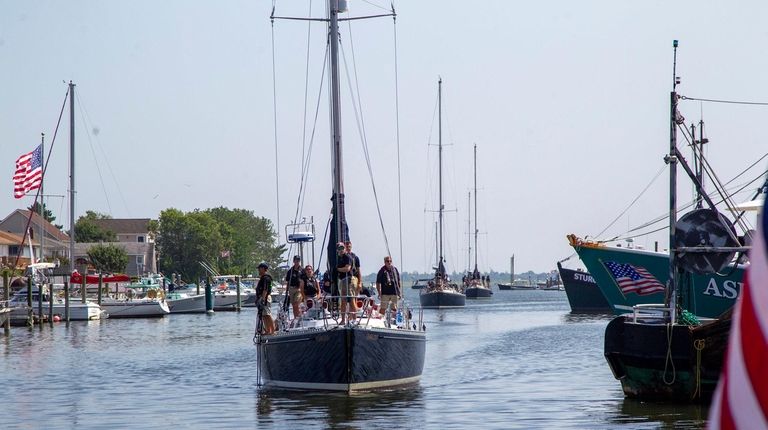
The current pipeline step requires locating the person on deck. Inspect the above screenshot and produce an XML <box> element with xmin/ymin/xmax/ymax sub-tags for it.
<box><xmin>376</xmin><ymin>256</ymin><xmax>401</xmax><ymax>317</ymax></box>
<box><xmin>301</xmin><ymin>264</ymin><xmax>320</xmax><ymax>301</ymax></box>
<box><xmin>345</xmin><ymin>241</ymin><xmax>362</xmax><ymax>295</ymax></box>
<box><xmin>335</xmin><ymin>242</ymin><xmax>356</xmax><ymax>324</ymax></box>
<box><xmin>285</xmin><ymin>255</ymin><xmax>303</xmax><ymax>318</ymax></box>
<box><xmin>256</xmin><ymin>262</ymin><xmax>275</xmax><ymax>335</ymax></box>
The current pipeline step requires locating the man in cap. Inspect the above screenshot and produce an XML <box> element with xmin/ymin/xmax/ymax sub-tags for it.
<box><xmin>335</xmin><ymin>241</ymin><xmax>356</xmax><ymax>324</ymax></box>
<box><xmin>285</xmin><ymin>255</ymin><xmax>304</xmax><ymax>319</ymax></box>
<box><xmin>256</xmin><ymin>262</ymin><xmax>275</xmax><ymax>335</ymax></box>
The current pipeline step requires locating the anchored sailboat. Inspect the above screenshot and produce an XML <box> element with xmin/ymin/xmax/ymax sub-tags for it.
<box><xmin>464</xmin><ymin>144</ymin><xmax>492</xmax><ymax>299</ymax></box>
<box><xmin>419</xmin><ymin>78</ymin><xmax>466</xmax><ymax>309</ymax></box>
<box><xmin>255</xmin><ymin>0</ymin><xmax>426</xmax><ymax>392</ymax></box>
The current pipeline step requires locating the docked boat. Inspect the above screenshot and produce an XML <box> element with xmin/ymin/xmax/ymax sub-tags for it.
<box><xmin>166</xmin><ymin>291</ymin><xmax>206</xmax><ymax>313</ymax></box>
<box><xmin>212</xmin><ymin>277</ymin><xmax>256</xmax><ymax>310</ymax></box>
<box><xmin>600</xmin><ymin>42</ymin><xmax>751</xmax><ymax>402</ymax></box>
<box><xmin>256</xmin><ymin>0</ymin><xmax>426</xmax><ymax>392</ymax></box>
<box><xmin>557</xmin><ymin>261</ymin><xmax>611</xmax><ymax>313</ymax></box>
<box><xmin>99</xmin><ymin>295</ymin><xmax>170</xmax><ymax>318</ymax></box>
<box><xmin>497</xmin><ymin>256</ymin><xmax>537</xmax><ymax>290</ymax></box>
<box><xmin>463</xmin><ymin>144</ymin><xmax>492</xmax><ymax>300</ymax></box>
<box><xmin>419</xmin><ymin>79</ymin><xmax>466</xmax><ymax>309</ymax></box>
<box><xmin>9</xmin><ymin>285</ymin><xmax>104</xmax><ymax>321</ymax></box>
<box><xmin>0</xmin><ymin>301</ymin><xmax>10</xmax><ymax>326</ymax></box>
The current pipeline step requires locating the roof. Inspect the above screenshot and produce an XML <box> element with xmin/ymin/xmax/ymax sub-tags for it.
<box><xmin>91</xmin><ymin>218</ymin><xmax>152</xmax><ymax>235</ymax></box>
<box><xmin>1</xmin><ymin>209</ymin><xmax>69</xmax><ymax>242</ymax></box>
<box><xmin>0</xmin><ymin>230</ymin><xmax>39</xmax><ymax>246</ymax></box>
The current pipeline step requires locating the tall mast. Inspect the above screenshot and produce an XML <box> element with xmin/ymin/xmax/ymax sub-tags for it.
<box><xmin>438</xmin><ymin>78</ymin><xmax>443</xmax><ymax>270</ymax></box>
<box><xmin>467</xmin><ymin>191</ymin><xmax>471</xmax><ymax>273</ymax></box>
<box><xmin>473</xmin><ymin>143</ymin><xmax>478</xmax><ymax>272</ymax></box>
<box><xmin>329</xmin><ymin>0</ymin><xmax>344</xmax><ymax>244</ymax></box>
<box><xmin>69</xmin><ymin>81</ymin><xmax>76</xmax><ymax>272</ymax></box>
<box><xmin>39</xmin><ymin>133</ymin><xmax>45</xmax><ymax>264</ymax></box>
<box><xmin>667</xmin><ymin>40</ymin><xmax>679</xmax><ymax>324</ymax></box>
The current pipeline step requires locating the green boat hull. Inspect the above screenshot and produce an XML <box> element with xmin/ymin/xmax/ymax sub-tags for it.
<box><xmin>571</xmin><ymin>242</ymin><xmax>743</xmax><ymax>318</ymax></box>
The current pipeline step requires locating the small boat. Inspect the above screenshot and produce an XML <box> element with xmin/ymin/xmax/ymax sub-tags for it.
<box><xmin>419</xmin><ymin>78</ymin><xmax>466</xmax><ymax>309</ymax></box>
<box><xmin>497</xmin><ymin>279</ymin><xmax>537</xmax><ymax>290</ymax></box>
<box><xmin>558</xmin><ymin>261</ymin><xmax>611</xmax><ymax>313</ymax></box>
<box><xmin>0</xmin><ymin>301</ymin><xmax>10</xmax><ymax>326</ymax></box>
<box><xmin>463</xmin><ymin>144</ymin><xmax>492</xmax><ymax>300</ymax></box>
<box><xmin>9</xmin><ymin>286</ymin><xmax>104</xmax><ymax>321</ymax></box>
<box><xmin>212</xmin><ymin>277</ymin><xmax>256</xmax><ymax>310</ymax></box>
<box><xmin>99</xmin><ymin>295</ymin><xmax>170</xmax><ymax>318</ymax></box>
<box><xmin>166</xmin><ymin>291</ymin><xmax>206</xmax><ymax>313</ymax></box>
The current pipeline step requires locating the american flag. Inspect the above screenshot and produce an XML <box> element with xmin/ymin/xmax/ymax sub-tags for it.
<box><xmin>13</xmin><ymin>145</ymin><xmax>43</xmax><ymax>199</ymax></box>
<box><xmin>708</xmin><ymin>196</ymin><xmax>768</xmax><ymax>429</ymax></box>
<box><xmin>604</xmin><ymin>261</ymin><xmax>665</xmax><ymax>296</ymax></box>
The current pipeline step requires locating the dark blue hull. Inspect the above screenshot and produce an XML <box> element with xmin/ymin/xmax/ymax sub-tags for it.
<box><xmin>419</xmin><ymin>291</ymin><xmax>466</xmax><ymax>308</ymax></box>
<box><xmin>464</xmin><ymin>287</ymin><xmax>493</xmax><ymax>298</ymax></box>
<box><xmin>558</xmin><ymin>265</ymin><xmax>611</xmax><ymax>313</ymax></box>
<box><xmin>257</xmin><ymin>326</ymin><xmax>426</xmax><ymax>391</ymax></box>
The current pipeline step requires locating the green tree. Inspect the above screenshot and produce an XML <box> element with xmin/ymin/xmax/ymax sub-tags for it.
<box><xmin>75</xmin><ymin>211</ymin><xmax>117</xmax><ymax>242</ymax></box>
<box><xmin>156</xmin><ymin>207</ymin><xmax>285</xmax><ymax>282</ymax></box>
<box><xmin>28</xmin><ymin>202</ymin><xmax>63</xmax><ymax>230</ymax></box>
<box><xmin>87</xmin><ymin>243</ymin><xmax>128</xmax><ymax>273</ymax></box>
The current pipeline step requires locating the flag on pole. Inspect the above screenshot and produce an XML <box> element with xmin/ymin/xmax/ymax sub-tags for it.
<box><xmin>604</xmin><ymin>261</ymin><xmax>666</xmax><ymax>295</ymax></box>
<box><xmin>708</xmin><ymin>196</ymin><xmax>768</xmax><ymax>429</ymax></box>
<box><xmin>13</xmin><ymin>144</ymin><xmax>43</xmax><ymax>199</ymax></box>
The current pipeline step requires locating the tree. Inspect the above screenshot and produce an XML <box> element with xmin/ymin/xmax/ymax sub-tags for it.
<box><xmin>28</xmin><ymin>202</ymin><xmax>63</xmax><ymax>230</ymax></box>
<box><xmin>75</xmin><ymin>211</ymin><xmax>117</xmax><ymax>242</ymax></box>
<box><xmin>87</xmin><ymin>243</ymin><xmax>128</xmax><ymax>273</ymax></box>
<box><xmin>155</xmin><ymin>207</ymin><xmax>285</xmax><ymax>282</ymax></box>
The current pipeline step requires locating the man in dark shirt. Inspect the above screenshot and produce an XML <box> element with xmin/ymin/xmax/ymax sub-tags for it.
<box><xmin>345</xmin><ymin>241</ymin><xmax>362</xmax><ymax>295</ymax></box>
<box><xmin>256</xmin><ymin>262</ymin><xmax>275</xmax><ymax>335</ymax></box>
<box><xmin>335</xmin><ymin>242</ymin><xmax>355</xmax><ymax>324</ymax></box>
<box><xmin>376</xmin><ymin>256</ymin><xmax>401</xmax><ymax>316</ymax></box>
<box><xmin>285</xmin><ymin>255</ymin><xmax>303</xmax><ymax>318</ymax></box>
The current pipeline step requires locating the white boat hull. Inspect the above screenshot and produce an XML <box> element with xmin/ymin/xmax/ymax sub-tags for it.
<box><xmin>9</xmin><ymin>302</ymin><xmax>104</xmax><ymax>321</ymax></box>
<box><xmin>100</xmin><ymin>299</ymin><xmax>170</xmax><ymax>318</ymax></box>
<box><xmin>167</xmin><ymin>294</ymin><xmax>206</xmax><ymax>313</ymax></box>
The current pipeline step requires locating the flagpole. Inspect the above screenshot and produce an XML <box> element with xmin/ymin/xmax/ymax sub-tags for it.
<box><xmin>39</xmin><ymin>133</ymin><xmax>45</xmax><ymax>265</ymax></box>
<box><xmin>68</xmin><ymin>81</ymin><xmax>75</xmax><ymax>273</ymax></box>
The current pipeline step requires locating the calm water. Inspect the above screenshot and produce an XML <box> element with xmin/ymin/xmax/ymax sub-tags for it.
<box><xmin>0</xmin><ymin>289</ymin><xmax>709</xmax><ymax>429</ymax></box>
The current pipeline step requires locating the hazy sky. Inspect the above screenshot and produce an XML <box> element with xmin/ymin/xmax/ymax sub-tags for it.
<box><xmin>2</xmin><ymin>1</ymin><xmax>767</xmax><ymax>274</ymax></box>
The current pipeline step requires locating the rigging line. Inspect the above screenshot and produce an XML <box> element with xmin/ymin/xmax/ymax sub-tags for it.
<box><xmin>300</xmin><ymin>0</ymin><xmax>313</xmax><ymax>193</ymax></box>
<box><xmin>293</xmin><ymin>44</ymin><xmax>329</xmax><ymax>226</ymax></box>
<box><xmin>392</xmin><ymin>7</ymin><xmax>404</xmax><ymax>267</ymax></box>
<box><xmin>77</xmin><ymin>97</ymin><xmax>130</xmax><ymax>217</ymax></box>
<box><xmin>75</xmin><ymin>97</ymin><xmax>112</xmax><ymax>215</ymax></box>
<box><xmin>271</xmin><ymin>13</ymin><xmax>282</xmax><ymax>248</ymax></box>
<box><xmin>680</xmin><ymin>95</ymin><xmax>768</xmax><ymax>106</ymax></box>
<box><xmin>360</xmin><ymin>0</ymin><xmax>392</xmax><ymax>12</ymax></box>
<box><xmin>591</xmin><ymin>163</ymin><xmax>667</xmax><ymax>239</ymax></box>
<box><xmin>340</xmin><ymin>27</ymin><xmax>392</xmax><ymax>256</ymax></box>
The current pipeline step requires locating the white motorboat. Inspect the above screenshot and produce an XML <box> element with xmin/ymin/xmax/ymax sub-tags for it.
<box><xmin>99</xmin><ymin>294</ymin><xmax>170</xmax><ymax>318</ymax></box>
<box><xmin>9</xmin><ymin>287</ymin><xmax>104</xmax><ymax>321</ymax></box>
<box><xmin>166</xmin><ymin>291</ymin><xmax>206</xmax><ymax>314</ymax></box>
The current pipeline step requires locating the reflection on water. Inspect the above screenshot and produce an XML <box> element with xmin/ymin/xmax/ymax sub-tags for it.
<box><xmin>0</xmin><ymin>289</ymin><xmax>709</xmax><ymax>429</ymax></box>
<box><xmin>256</xmin><ymin>388</ymin><xmax>425</xmax><ymax>428</ymax></box>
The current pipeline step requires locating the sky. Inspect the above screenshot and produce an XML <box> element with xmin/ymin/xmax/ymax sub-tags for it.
<box><xmin>2</xmin><ymin>1</ymin><xmax>767</xmax><ymax>274</ymax></box>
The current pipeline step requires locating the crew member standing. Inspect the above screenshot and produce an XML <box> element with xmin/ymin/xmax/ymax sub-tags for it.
<box><xmin>376</xmin><ymin>256</ymin><xmax>401</xmax><ymax>316</ymax></box>
<box><xmin>285</xmin><ymin>255</ymin><xmax>303</xmax><ymax>318</ymax></box>
<box><xmin>256</xmin><ymin>262</ymin><xmax>275</xmax><ymax>335</ymax></box>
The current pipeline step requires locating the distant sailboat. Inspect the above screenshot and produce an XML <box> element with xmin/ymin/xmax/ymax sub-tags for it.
<box><xmin>464</xmin><ymin>144</ymin><xmax>492</xmax><ymax>299</ymax></box>
<box><xmin>419</xmin><ymin>78</ymin><xmax>466</xmax><ymax>309</ymax></box>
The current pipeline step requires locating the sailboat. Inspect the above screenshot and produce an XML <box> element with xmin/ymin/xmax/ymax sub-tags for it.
<box><xmin>419</xmin><ymin>78</ymin><xmax>466</xmax><ymax>309</ymax></box>
<box><xmin>464</xmin><ymin>144</ymin><xmax>492</xmax><ymax>299</ymax></box>
<box><xmin>255</xmin><ymin>0</ymin><xmax>426</xmax><ymax>392</ymax></box>
<box><xmin>497</xmin><ymin>255</ymin><xmax>536</xmax><ymax>290</ymax></box>
<box><xmin>599</xmin><ymin>41</ymin><xmax>746</xmax><ymax>401</ymax></box>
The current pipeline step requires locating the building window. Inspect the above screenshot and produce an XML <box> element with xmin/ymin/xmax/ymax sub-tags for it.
<box><xmin>136</xmin><ymin>255</ymin><xmax>145</xmax><ymax>265</ymax></box>
<box><xmin>138</xmin><ymin>236</ymin><xmax>145</xmax><ymax>243</ymax></box>
<box><xmin>8</xmin><ymin>245</ymin><xmax>20</xmax><ymax>256</ymax></box>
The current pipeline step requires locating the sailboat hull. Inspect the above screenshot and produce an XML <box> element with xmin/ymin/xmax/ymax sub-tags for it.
<box><xmin>419</xmin><ymin>291</ymin><xmax>466</xmax><ymax>308</ymax></box>
<box><xmin>603</xmin><ymin>314</ymin><xmax>730</xmax><ymax>401</ymax></box>
<box><xmin>464</xmin><ymin>287</ymin><xmax>493</xmax><ymax>298</ymax></box>
<box><xmin>559</xmin><ymin>266</ymin><xmax>611</xmax><ymax>313</ymax></box>
<box><xmin>258</xmin><ymin>326</ymin><xmax>426</xmax><ymax>391</ymax></box>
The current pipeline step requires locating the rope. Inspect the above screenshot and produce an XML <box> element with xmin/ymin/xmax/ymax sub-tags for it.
<box><xmin>340</xmin><ymin>27</ymin><xmax>391</xmax><ymax>256</ymax></box>
<box><xmin>681</xmin><ymin>95</ymin><xmax>768</xmax><ymax>106</ymax></box>
<box><xmin>271</xmin><ymin>13</ymin><xmax>282</xmax><ymax>247</ymax></box>
<box><xmin>692</xmin><ymin>339</ymin><xmax>706</xmax><ymax>399</ymax></box>
<box><xmin>392</xmin><ymin>5</ymin><xmax>404</xmax><ymax>267</ymax></box>
<box><xmin>76</xmin><ymin>97</ymin><xmax>112</xmax><ymax>214</ymax></box>
<box><xmin>663</xmin><ymin>322</ymin><xmax>677</xmax><ymax>385</ymax></box>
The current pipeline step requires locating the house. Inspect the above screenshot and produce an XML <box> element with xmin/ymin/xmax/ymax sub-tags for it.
<box><xmin>0</xmin><ymin>209</ymin><xmax>69</xmax><ymax>263</ymax></box>
<box><xmin>73</xmin><ymin>218</ymin><xmax>156</xmax><ymax>276</ymax></box>
<box><xmin>0</xmin><ymin>230</ymin><xmax>40</xmax><ymax>269</ymax></box>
